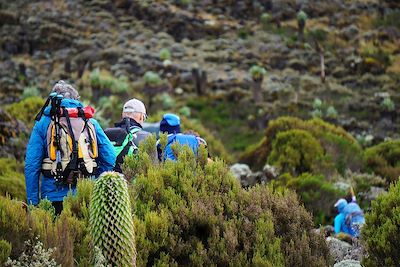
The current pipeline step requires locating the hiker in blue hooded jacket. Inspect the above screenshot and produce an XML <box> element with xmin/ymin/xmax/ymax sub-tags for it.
<box><xmin>156</xmin><ymin>113</ymin><xmax>208</xmax><ymax>161</ymax></box>
<box><xmin>333</xmin><ymin>198</ymin><xmax>365</xmax><ymax>237</ymax></box>
<box><xmin>25</xmin><ymin>81</ymin><xmax>116</xmax><ymax>214</ymax></box>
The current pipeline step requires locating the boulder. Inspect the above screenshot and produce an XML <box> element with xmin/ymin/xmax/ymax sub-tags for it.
<box><xmin>326</xmin><ymin>237</ymin><xmax>352</xmax><ymax>263</ymax></box>
<box><xmin>230</xmin><ymin>163</ymin><xmax>251</xmax><ymax>182</ymax></box>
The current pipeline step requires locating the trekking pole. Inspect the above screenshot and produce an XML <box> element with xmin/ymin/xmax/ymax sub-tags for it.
<box><xmin>53</xmin><ymin>95</ymin><xmax>64</xmax><ymax>184</ymax></box>
<box><xmin>350</xmin><ymin>186</ymin><xmax>356</xmax><ymax>202</ymax></box>
<box><xmin>34</xmin><ymin>92</ymin><xmax>57</xmax><ymax>121</ymax></box>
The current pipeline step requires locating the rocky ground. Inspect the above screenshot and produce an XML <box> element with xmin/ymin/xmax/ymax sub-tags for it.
<box><xmin>1</xmin><ymin>0</ymin><xmax>400</xmax><ymax>158</ymax></box>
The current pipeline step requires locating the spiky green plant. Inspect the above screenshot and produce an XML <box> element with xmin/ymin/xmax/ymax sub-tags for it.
<box><xmin>89</xmin><ymin>172</ymin><xmax>136</xmax><ymax>267</ymax></box>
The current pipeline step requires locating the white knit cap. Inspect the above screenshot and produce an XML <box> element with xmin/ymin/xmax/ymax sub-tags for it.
<box><xmin>123</xmin><ymin>99</ymin><xmax>146</xmax><ymax>115</ymax></box>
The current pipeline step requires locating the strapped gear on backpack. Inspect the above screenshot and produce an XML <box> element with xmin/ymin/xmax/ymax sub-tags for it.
<box><xmin>104</xmin><ymin>118</ymin><xmax>141</xmax><ymax>173</ymax></box>
<box><xmin>41</xmin><ymin>94</ymin><xmax>98</xmax><ymax>186</ymax></box>
<box><xmin>343</xmin><ymin>202</ymin><xmax>365</xmax><ymax>237</ymax></box>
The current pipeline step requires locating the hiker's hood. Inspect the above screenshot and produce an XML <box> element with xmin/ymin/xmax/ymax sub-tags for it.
<box><xmin>43</xmin><ymin>99</ymin><xmax>84</xmax><ymax>116</ymax></box>
<box><xmin>334</xmin><ymin>198</ymin><xmax>348</xmax><ymax>213</ymax></box>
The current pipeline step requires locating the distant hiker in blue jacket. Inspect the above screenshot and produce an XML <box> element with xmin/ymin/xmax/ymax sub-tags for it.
<box><xmin>156</xmin><ymin>113</ymin><xmax>208</xmax><ymax>161</ymax></box>
<box><xmin>333</xmin><ymin>198</ymin><xmax>365</xmax><ymax>237</ymax></box>
<box><xmin>25</xmin><ymin>81</ymin><xmax>116</xmax><ymax>214</ymax></box>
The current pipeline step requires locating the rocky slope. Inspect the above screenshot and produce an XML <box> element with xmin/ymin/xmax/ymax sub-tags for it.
<box><xmin>1</xmin><ymin>0</ymin><xmax>399</xmax><ymax>156</ymax></box>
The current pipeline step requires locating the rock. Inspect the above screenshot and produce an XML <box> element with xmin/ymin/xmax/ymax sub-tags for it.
<box><xmin>326</xmin><ymin>237</ymin><xmax>352</xmax><ymax>263</ymax></box>
<box><xmin>333</xmin><ymin>182</ymin><xmax>351</xmax><ymax>192</ymax></box>
<box><xmin>230</xmin><ymin>163</ymin><xmax>251</xmax><ymax>181</ymax></box>
<box><xmin>334</xmin><ymin>260</ymin><xmax>362</xmax><ymax>267</ymax></box>
<box><xmin>364</xmin><ymin>186</ymin><xmax>386</xmax><ymax>202</ymax></box>
<box><xmin>263</xmin><ymin>164</ymin><xmax>279</xmax><ymax>181</ymax></box>
<box><xmin>340</xmin><ymin>25</ymin><xmax>359</xmax><ymax>41</ymax></box>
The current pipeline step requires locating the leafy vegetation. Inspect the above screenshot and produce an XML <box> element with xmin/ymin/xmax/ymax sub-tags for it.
<box><xmin>241</xmin><ymin>116</ymin><xmax>362</xmax><ymax>176</ymax></box>
<box><xmin>362</xmin><ymin>181</ymin><xmax>400</xmax><ymax>266</ymax></box>
<box><xmin>0</xmin><ymin>158</ymin><xmax>25</xmax><ymax>200</ymax></box>
<box><xmin>5</xmin><ymin>96</ymin><xmax>45</xmax><ymax>129</ymax></box>
<box><xmin>364</xmin><ymin>140</ymin><xmax>400</xmax><ymax>184</ymax></box>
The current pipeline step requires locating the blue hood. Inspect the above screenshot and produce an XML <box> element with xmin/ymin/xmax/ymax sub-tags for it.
<box><xmin>43</xmin><ymin>99</ymin><xmax>83</xmax><ymax>116</ymax></box>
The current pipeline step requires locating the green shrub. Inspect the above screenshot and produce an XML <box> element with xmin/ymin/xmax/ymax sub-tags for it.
<box><xmin>143</xmin><ymin>71</ymin><xmax>163</xmax><ymax>86</ymax></box>
<box><xmin>362</xmin><ymin>181</ymin><xmax>400</xmax><ymax>266</ymax></box>
<box><xmin>380</xmin><ymin>97</ymin><xmax>395</xmax><ymax>112</ymax></box>
<box><xmin>249</xmin><ymin>65</ymin><xmax>267</xmax><ymax>81</ymax></box>
<box><xmin>241</xmin><ymin>117</ymin><xmax>362</xmax><ymax>176</ymax></box>
<box><xmin>326</xmin><ymin>106</ymin><xmax>338</xmax><ymax>119</ymax></box>
<box><xmin>0</xmin><ymin>158</ymin><xmax>25</xmax><ymax>200</ymax></box>
<box><xmin>0</xmin><ymin>196</ymin><xmax>31</xmax><ymax>258</ymax></box>
<box><xmin>21</xmin><ymin>86</ymin><xmax>41</xmax><ymax>100</ymax></box>
<box><xmin>159</xmin><ymin>48</ymin><xmax>171</xmax><ymax>61</ymax></box>
<box><xmin>5</xmin><ymin>238</ymin><xmax>59</xmax><ymax>267</ymax></box>
<box><xmin>124</xmin><ymin>140</ymin><xmax>330</xmax><ymax>266</ymax></box>
<box><xmin>260</xmin><ymin>13</ymin><xmax>272</xmax><ymax>30</ymax></box>
<box><xmin>0</xmin><ymin>239</ymin><xmax>11</xmax><ymax>266</ymax></box>
<box><xmin>6</xmin><ymin>96</ymin><xmax>45</xmax><ymax>129</ymax></box>
<box><xmin>364</xmin><ymin>140</ymin><xmax>400</xmax><ymax>183</ymax></box>
<box><xmin>89</xmin><ymin>68</ymin><xmax>129</xmax><ymax>94</ymax></box>
<box><xmin>275</xmin><ymin>173</ymin><xmax>344</xmax><ymax>225</ymax></box>
<box><xmin>268</xmin><ymin>129</ymin><xmax>325</xmax><ymax>175</ymax></box>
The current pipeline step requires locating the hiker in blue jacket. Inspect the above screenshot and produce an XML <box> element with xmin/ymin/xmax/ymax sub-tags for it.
<box><xmin>25</xmin><ymin>81</ymin><xmax>116</xmax><ymax>214</ymax></box>
<box><xmin>157</xmin><ymin>113</ymin><xmax>208</xmax><ymax>161</ymax></box>
<box><xmin>333</xmin><ymin>198</ymin><xmax>365</xmax><ymax>237</ymax></box>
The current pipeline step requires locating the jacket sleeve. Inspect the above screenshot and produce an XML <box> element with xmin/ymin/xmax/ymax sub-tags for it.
<box><xmin>24</xmin><ymin>120</ymin><xmax>47</xmax><ymax>205</ymax></box>
<box><xmin>334</xmin><ymin>214</ymin><xmax>344</xmax><ymax>234</ymax></box>
<box><xmin>92</xmin><ymin>119</ymin><xmax>116</xmax><ymax>175</ymax></box>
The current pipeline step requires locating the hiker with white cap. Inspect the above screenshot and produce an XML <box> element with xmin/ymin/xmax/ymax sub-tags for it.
<box><xmin>104</xmin><ymin>98</ymin><xmax>151</xmax><ymax>173</ymax></box>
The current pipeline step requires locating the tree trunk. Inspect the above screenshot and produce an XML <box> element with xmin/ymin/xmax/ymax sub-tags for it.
<box><xmin>252</xmin><ymin>78</ymin><xmax>263</xmax><ymax>105</ymax></box>
<box><xmin>192</xmin><ymin>68</ymin><xmax>207</xmax><ymax>96</ymax></box>
<box><xmin>298</xmin><ymin>20</ymin><xmax>305</xmax><ymax>42</ymax></box>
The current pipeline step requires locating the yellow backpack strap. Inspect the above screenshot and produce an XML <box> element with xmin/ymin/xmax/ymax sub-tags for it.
<box><xmin>49</xmin><ymin>124</ymin><xmax>57</xmax><ymax>161</ymax></box>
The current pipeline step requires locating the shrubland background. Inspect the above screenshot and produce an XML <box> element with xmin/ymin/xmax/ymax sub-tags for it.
<box><xmin>0</xmin><ymin>0</ymin><xmax>400</xmax><ymax>266</ymax></box>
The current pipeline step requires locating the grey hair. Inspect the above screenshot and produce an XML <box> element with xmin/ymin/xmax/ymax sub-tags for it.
<box><xmin>51</xmin><ymin>80</ymin><xmax>80</xmax><ymax>100</ymax></box>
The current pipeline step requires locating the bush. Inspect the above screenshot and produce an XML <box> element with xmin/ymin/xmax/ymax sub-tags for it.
<box><xmin>0</xmin><ymin>239</ymin><xmax>11</xmax><ymax>266</ymax></box>
<box><xmin>89</xmin><ymin>68</ymin><xmax>129</xmax><ymax>94</ymax></box>
<box><xmin>380</xmin><ymin>97</ymin><xmax>395</xmax><ymax>112</ymax></box>
<box><xmin>249</xmin><ymin>65</ymin><xmax>267</xmax><ymax>81</ymax></box>
<box><xmin>268</xmin><ymin>130</ymin><xmax>325</xmax><ymax>175</ymax></box>
<box><xmin>362</xmin><ymin>181</ymin><xmax>400</xmax><ymax>266</ymax></box>
<box><xmin>0</xmin><ymin>185</ymin><xmax>92</xmax><ymax>266</ymax></box>
<box><xmin>21</xmin><ymin>86</ymin><xmax>41</xmax><ymax>100</ymax></box>
<box><xmin>275</xmin><ymin>173</ymin><xmax>344</xmax><ymax>225</ymax></box>
<box><xmin>5</xmin><ymin>238</ymin><xmax>59</xmax><ymax>267</ymax></box>
<box><xmin>124</xmin><ymin>139</ymin><xmax>330</xmax><ymax>266</ymax></box>
<box><xmin>6</xmin><ymin>96</ymin><xmax>45</xmax><ymax>129</ymax></box>
<box><xmin>241</xmin><ymin>117</ymin><xmax>362</xmax><ymax>176</ymax></box>
<box><xmin>0</xmin><ymin>158</ymin><xmax>25</xmax><ymax>200</ymax></box>
<box><xmin>143</xmin><ymin>71</ymin><xmax>163</xmax><ymax>87</ymax></box>
<box><xmin>364</xmin><ymin>140</ymin><xmax>400</xmax><ymax>183</ymax></box>
<box><xmin>159</xmin><ymin>48</ymin><xmax>171</xmax><ymax>61</ymax></box>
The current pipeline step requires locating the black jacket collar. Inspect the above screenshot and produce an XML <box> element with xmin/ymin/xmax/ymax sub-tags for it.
<box><xmin>115</xmin><ymin>118</ymin><xmax>143</xmax><ymax>129</ymax></box>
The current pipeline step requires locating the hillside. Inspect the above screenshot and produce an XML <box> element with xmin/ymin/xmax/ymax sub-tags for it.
<box><xmin>0</xmin><ymin>0</ymin><xmax>400</xmax><ymax>266</ymax></box>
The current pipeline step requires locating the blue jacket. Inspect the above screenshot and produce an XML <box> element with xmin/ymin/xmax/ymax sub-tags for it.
<box><xmin>334</xmin><ymin>201</ymin><xmax>365</xmax><ymax>237</ymax></box>
<box><xmin>25</xmin><ymin>99</ymin><xmax>116</xmax><ymax>205</ymax></box>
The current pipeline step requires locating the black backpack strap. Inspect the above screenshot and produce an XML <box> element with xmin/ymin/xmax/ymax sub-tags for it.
<box><xmin>62</xmin><ymin>107</ymin><xmax>79</xmax><ymax>185</ymax></box>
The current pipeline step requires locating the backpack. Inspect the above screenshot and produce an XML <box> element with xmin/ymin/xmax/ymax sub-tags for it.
<box><xmin>343</xmin><ymin>202</ymin><xmax>365</xmax><ymax>237</ymax></box>
<box><xmin>162</xmin><ymin>133</ymin><xmax>200</xmax><ymax>161</ymax></box>
<box><xmin>41</xmin><ymin>107</ymin><xmax>98</xmax><ymax>186</ymax></box>
<box><xmin>104</xmin><ymin>121</ymin><xmax>141</xmax><ymax>173</ymax></box>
